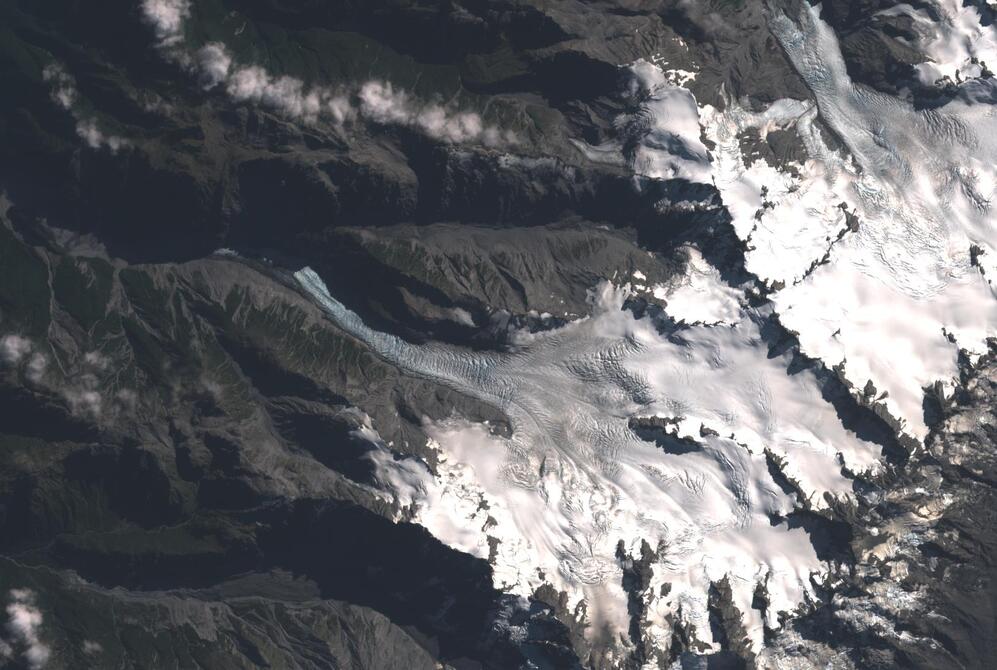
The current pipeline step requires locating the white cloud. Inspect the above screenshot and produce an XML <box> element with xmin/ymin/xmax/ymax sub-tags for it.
<box><xmin>115</xmin><ymin>388</ymin><xmax>138</xmax><ymax>410</ymax></box>
<box><xmin>63</xmin><ymin>388</ymin><xmax>102</xmax><ymax>418</ymax></box>
<box><xmin>41</xmin><ymin>65</ymin><xmax>77</xmax><ymax>110</ymax></box>
<box><xmin>75</xmin><ymin>119</ymin><xmax>127</xmax><ymax>153</ymax></box>
<box><xmin>75</xmin><ymin>119</ymin><xmax>102</xmax><ymax>148</ymax></box>
<box><xmin>327</xmin><ymin>95</ymin><xmax>355</xmax><ymax>124</ymax></box>
<box><xmin>358</xmin><ymin>81</ymin><xmax>413</xmax><ymax>124</ymax></box>
<box><xmin>140</xmin><ymin>0</ymin><xmax>191</xmax><ymax>46</ymax></box>
<box><xmin>359</xmin><ymin>80</ymin><xmax>511</xmax><ymax>145</ymax></box>
<box><xmin>5</xmin><ymin>590</ymin><xmax>50</xmax><ymax>669</ymax></box>
<box><xmin>0</xmin><ymin>335</ymin><xmax>31</xmax><ymax>364</ymax></box>
<box><xmin>417</xmin><ymin>105</ymin><xmax>483</xmax><ymax>144</ymax></box>
<box><xmin>226</xmin><ymin>65</ymin><xmax>327</xmax><ymax>123</ymax></box>
<box><xmin>138</xmin><ymin>7</ymin><xmax>512</xmax><ymax>144</ymax></box>
<box><xmin>196</xmin><ymin>43</ymin><xmax>231</xmax><ymax>89</ymax></box>
<box><xmin>83</xmin><ymin>351</ymin><xmax>108</xmax><ymax>370</ymax></box>
<box><xmin>25</xmin><ymin>353</ymin><xmax>47</xmax><ymax>383</ymax></box>
<box><xmin>82</xmin><ymin>640</ymin><xmax>102</xmax><ymax>655</ymax></box>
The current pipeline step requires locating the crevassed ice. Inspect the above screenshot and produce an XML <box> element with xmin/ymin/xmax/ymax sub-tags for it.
<box><xmin>289</xmin><ymin>2</ymin><xmax>997</xmax><ymax>650</ymax></box>
<box><xmin>295</xmin><ymin>267</ymin><xmax>880</xmax><ymax>651</ymax></box>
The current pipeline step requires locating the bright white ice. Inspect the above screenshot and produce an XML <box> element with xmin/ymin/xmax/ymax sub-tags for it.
<box><xmin>288</xmin><ymin>0</ymin><xmax>997</xmax><ymax>655</ymax></box>
<box><xmin>762</xmin><ymin>3</ymin><xmax>997</xmax><ymax>441</ymax></box>
<box><xmin>879</xmin><ymin>0</ymin><xmax>997</xmax><ymax>86</ymax></box>
<box><xmin>691</xmin><ymin>3</ymin><xmax>997</xmax><ymax>442</ymax></box>
<box><xmin>649</xmin><ymin>247</ymin><xmax>744</xmax><ymax>325</ymax></box>
<box><xmin>296</xmin><ymin>267</ymin><xmax>880</xmax><ymax>651</ymax></box>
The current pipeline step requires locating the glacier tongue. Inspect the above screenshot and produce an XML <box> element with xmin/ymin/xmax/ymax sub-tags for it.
<box><xmin>295</xmin><ymin>267</ymin><xmax>879</xmax><ymax>652</ymax></box>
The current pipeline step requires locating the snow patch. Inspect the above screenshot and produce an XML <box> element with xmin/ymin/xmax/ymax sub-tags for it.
<box><xmin>573</xmin><ymin>59</ymin><xmax>711</xmax><ymax>183</ymax></box>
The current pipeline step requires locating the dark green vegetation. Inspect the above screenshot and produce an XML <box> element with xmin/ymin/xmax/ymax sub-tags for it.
<box><xmin>0</xmin><ymin>205</ymin><xmax>546</xmax><ymax>667</ymax></box>
<box><xmin>0</xmin><ymin>0</ymin><xmax>991</xmax><ymax>667</ymax></box>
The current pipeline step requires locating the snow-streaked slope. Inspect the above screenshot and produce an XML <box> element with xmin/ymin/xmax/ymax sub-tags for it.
<box><xmin>296</xmin><ymin>268</ymin><xmax>880</xmax><ymax>651</ymax></box>
<box><xmin>571</xmin><ymin>59</ymin><xmax>712</xmax><ymax>184</ymax></box>
<box><xmin>625</xmin><ymin>60</ymin><xmax>712</xmax><ymax>183</ymax></box>
<box><xmin>701</xmin><ymin>99</ymin><xmax>854</xmax><ymax>288</ymax></box>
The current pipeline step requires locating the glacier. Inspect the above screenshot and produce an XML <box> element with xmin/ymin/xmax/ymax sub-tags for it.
<box><xmin>295</xmin><ymin>265</ymin><xmax>880</xmax><ymax>653</ymax></box>
<box><xmin>292</xmin><ymin>0</ymin><xmax>997</xmax><ymax>658</ymax></box>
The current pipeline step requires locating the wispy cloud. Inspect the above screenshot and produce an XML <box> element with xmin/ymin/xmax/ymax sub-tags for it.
<box><xmin>145</xmin><ymin>16</ymin><xmax>513</xmax><ymax>145</ymax></box>
<box><xmin>25</xmin><ymin>353</ymin><xmax>47</xmax><ymax>383</ymax></box>
<box><xmin>2</xmin><ymin>336</ymin><xmax>129</xmax><ymax>419</ymax></box>
<box><xmin>63</xmin><ymin>387</ymin><xmax>103</xmax><ymax>418</ymax></box>
<box><xmin>1</xmin><ymin>333</ymin><xmax>45</xmax><ymax>380</ymax></box>
<box><xmin>76</xmin><ymin>119</ymin><xmax>127</xmax><ymax>153</ymax></box>
<box><xmin>42</xmin><ymin>63</ymin><xmax>128</xmax><ymax>153</ymax></box>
